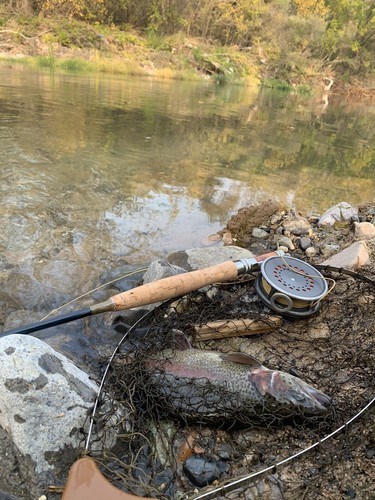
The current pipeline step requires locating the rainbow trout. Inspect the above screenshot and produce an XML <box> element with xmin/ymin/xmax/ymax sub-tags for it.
<box><xmin>146</xmin><ymin>344</ymin><xmax>331</xmax><ymax>423</ymax></box>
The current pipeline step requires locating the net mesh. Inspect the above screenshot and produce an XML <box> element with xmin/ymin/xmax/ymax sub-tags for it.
<box><xmin>85</xmin><ymin>267</ymin><xmax>375</xmax><ymax>499</ymax></box>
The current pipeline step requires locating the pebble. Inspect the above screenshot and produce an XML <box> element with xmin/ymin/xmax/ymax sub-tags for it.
<box><xmin>183</xmin><ymin>456</ymin><xmax>229</xmax><ymax>487</ymax></box>
<box><xmin>208</xmin><ymin>233</ymin><xmax>222</xmax><ymax>242</ymax></box>
<box><xmin>278</xmin><ymin>245</ymin><xmax>289</xmax><ymax>253</ymax></box>
<box><xmin>354</xmin><ymin>221</ymin><xmax>375</xmax><ymax>240</ymax></box>
<box><xmin>277</xmin><ymin>236</ymin><xmax>295</xmax><ymax>250</ymax></box>
<box><xmin>299</xmin><ymin>236</ymin><xmax>312</xmax><ymax>250</ymax></box>
<box><xmin>344</xmin><ymin>487</ymin><xmax>357</xmax><ymax>498</ymax></box>
<box><xmin>309</xmin><ymin>323</ymin><xmax>330</xmax><ymax>340</ymax></box>
<box><xmin>321</xmin><ymin>243</ymin><xmax>340</xmax><ymax>256</ymax></box>
<box><xmin>216</xmin><ymin>443</ymin><xmax>234</xmax><ymax>460</ymax></box>
<box><xmin>282</xmin><ymin>217</ymin><xmax>311</xmax><ymax>236</ymax></box>
<box><xmin>357</xmin><ymin>294</ymin><xmax>374</xmax><ymax>306</ymax></box>
<box><xmin>252</xmin><ymin>227</ymin><xmax>269</xmax><ymax>239</ymax></box>
<box><xmin>305</xmin><ymin>247</ymin><xmax>317</xmax><ymax>258</ymax></box>
<box><xmin>270</xmin><ymin>213</ymin><xmax>282</xmax><ymax>225</ymax></box>
<box><xmin>222</xmin><ymin>231</ymin><xmax>234</xmax><ymax>245</ymax></box>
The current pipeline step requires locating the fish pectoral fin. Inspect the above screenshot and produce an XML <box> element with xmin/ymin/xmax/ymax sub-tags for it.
<box><xmin>220</xmin><ymin>352</ymin><xmax>262</xmax><ymax>367</ymax></box>
<box><xmin>248</xmin><ymin>371</ymin><xmax>270</xmax><ymax>396</ymax></box>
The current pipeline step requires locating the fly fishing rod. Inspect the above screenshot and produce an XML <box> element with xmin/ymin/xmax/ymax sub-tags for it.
<box><xmin>0</xmin><ymin>250</ymin><xmax>284</xmax><ymax>337</ymax></box>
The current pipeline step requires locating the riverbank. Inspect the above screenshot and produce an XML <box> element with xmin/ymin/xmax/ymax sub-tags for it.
<box><xmin>1</xmin><ymin>9</ymin><xmax>374</xmax><ymax>99</ymax></box>
<box><xmin>0</xmin><ymin>199</ymin><xmax>374</xmax><ymax>499</ymax></box>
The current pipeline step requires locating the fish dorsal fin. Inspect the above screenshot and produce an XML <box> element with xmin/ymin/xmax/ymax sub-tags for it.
<box><xmin>220</xmin><ymin>352</ymin><xmax>262</xmax><ymax>367</ymax></box>
<box><xmin>171</xmin><ymin>329</ymin><xmax>191</xmax><ymax>350</ymax></box>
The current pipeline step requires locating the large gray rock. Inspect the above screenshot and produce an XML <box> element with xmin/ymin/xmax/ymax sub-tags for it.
<box><xmin>142</xmin><ymin>259</ymin><xmax>187</xmax><ymax>284</ymax></box>
<box><xmin>0</xmin><ymin>335</ymin><xmax>115</xmax><ymax>497</ymax></box>
<box><xmin>321</xmin><ymin>241</ymin><xmax>370</xmax><ymax>271</ymax></box>
<box><xmin>318</xmin><ymin>202</ymin><xmax>358</xmax><ymax>226</ymax></box>
<box><xmin>167</xmin><ymin>245</ymin><xmax>255</xmax><ymax>271</ymax></box>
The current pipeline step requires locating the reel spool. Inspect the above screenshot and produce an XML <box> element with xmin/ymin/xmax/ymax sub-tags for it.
<box><xmin>255</xmin><ymin>256</ymin><xmax>328</xmax><ymax>318</ymax></box>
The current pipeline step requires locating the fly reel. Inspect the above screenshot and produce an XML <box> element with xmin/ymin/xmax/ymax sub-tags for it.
<box><xmin>255</xmin><ymin>256</ymin><xmax>328</xmax><ymax>318</ymax></box>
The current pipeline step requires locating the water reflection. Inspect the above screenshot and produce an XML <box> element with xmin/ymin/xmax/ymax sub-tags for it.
<box><xmin>0</xmin><ymin>64</ymin><xmax>374</xmax><ymax>358</ymax></box>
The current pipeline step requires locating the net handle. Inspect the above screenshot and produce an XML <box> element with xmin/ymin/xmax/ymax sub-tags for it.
<box><xmin>62</xmin><ymin>457</ymin><xmax>157</xmax><ymax>500</ymax></box>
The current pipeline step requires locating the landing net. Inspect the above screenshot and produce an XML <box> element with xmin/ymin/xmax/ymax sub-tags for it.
<box><xmin>85</xmin><ymin>266</ymin><xmax>375</xmax><ymax>499</ymax></box>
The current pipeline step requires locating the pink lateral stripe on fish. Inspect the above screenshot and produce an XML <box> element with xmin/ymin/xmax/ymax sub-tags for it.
<box><xmin>146</xmin><ymin>343</ymin><xmax>331</xmax><ymax>422</ymax></box>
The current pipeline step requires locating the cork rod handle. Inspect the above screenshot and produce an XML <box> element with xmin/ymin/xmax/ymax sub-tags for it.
<box><xmin>111</xmin><ymin>260</ymin><xmax>239</xmax><ymax>311</ymax></box>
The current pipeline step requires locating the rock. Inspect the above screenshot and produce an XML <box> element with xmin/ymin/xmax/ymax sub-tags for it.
<box><xmin>321</xmin><ymin>241</ymin><xmax>370</xmax><ymax>271</ymax></box>
<box><xmin>242</xmin><ymin>474</ymin><xmax>284</xmax><ymax>499</ymax></box>
<box><xmin>318</xmin><ymin>202</ymin><xmax>358</xmax><ymax>226</ymax></box>
<box><xmin>282</xmin><ymin>217</ymin><xmax>311</xmax><ymax>236</ymax></box>
<box><xmin>270</xmin><ymin>213</ymin><xmax>283</xmax><ymax>225</ymax></box>
<box><xmin>305</xmin><ymin>247</ymin><xmax>317</xmax><ymax>258</ymax></box>
<box><xmin>354</xmin><ymin>222</ymin><xmax>375</xmax><ymax>240</ymax></box>
<box><xmin>142</xmin><ymin>260</ymin><xmax>187</xmax><ymax>284</ymax></box>
<box><xmin>278</xmin><ymin>245</ymin><xmax>289</xmax><ymax>253</ymax></box>
<box><xmin>252</xmin><ymin>227</ymin><xmax>269</xmax><ymax>239</ymax></box>
<box><xmin>2</xmin><ymin>310</ymin><xmax>44</xmax><ymax>332</ymax></box>
<box><xmin>183</xmin><ymin>456</ymin><xmax>229</xmax><ymax>487</ymax></box>
<box><xmin>0</xmin><ymin>335</ymin><xmax>118</xmax><ymax>498</ymax></box>
<box><xmin>344</xmin><ymin>487</ymin><xmax>356</xmax><ymax>498</ymax></box>
<box><xmin>299</xmin><ymin>237</ymin><xmax>312</xmax><ymax>251</ymax></box>
<box><xmin>99</xmin><ymin>264</ymin><xmax>145</xmax><ymax>292</ymax></box>
<box><xmin>357</xmin><ymin>294</ymin><xmax>375</xmax><ymax>306</ymax></box>
<box><xmin>309</xmin><ymin>323</ymin><xmax>330</xmax><ymax>340</ymax></box>
<box><xmin>208</xmin><ymin>233</ymin><xmax>223</xmax><ymax>242</ymax></box>
<box><xmin>321</xmin><ymin>243</ymin><xmax>340</xmax><ymax>256</ymax></box>
<box><xmin>167</xmin><ymin>246</ymin><xmax>255</xmax><ymax>271</ymax></box>
<box><xmin>222</xmin><ymin>232</ymin><xmax>233</xmax><ymax>245</ymax></box>
<box><xmin>216</xmin><ymin>443</ymin><xmax>235</xmax><ymax>461</ymax></box>
<box><xmin>0</xmin><ymin>272</ymin><xmax>49</xmax><ymax>310</ymax></box>
<box><xmin>0</xmin><ymin>488</ymin><xmax>19</xmax><ymax>500</ymax></box>
<box><xmin>276</xmin><ymin>236</ymin><xmax>295</xmax><ymax>251</ymax></box>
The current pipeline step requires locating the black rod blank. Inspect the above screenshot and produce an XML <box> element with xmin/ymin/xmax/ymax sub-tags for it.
<box><xmin>0</xmin><ymin>308</ymin><xmax>92</xmax><ymax>337</ymax></box>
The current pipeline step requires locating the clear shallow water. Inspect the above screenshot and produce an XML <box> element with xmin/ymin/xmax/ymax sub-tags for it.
<box><xmin>0</xmin><ymin>63</ymin><xmax>374</xmax><ymax>356</ymax></box>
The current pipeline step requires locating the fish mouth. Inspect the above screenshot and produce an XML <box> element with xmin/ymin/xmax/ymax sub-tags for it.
<box><xmin>306</xmin><ymin>386</ymin><xmax>331</xmax><ymax>409</ymax></box>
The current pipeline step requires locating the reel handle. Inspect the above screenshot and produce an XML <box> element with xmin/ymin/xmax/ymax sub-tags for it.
<box><xmin>269</xmin><ymin>292</ymin><xmax>293</xmax><ymax>313</ymax></box>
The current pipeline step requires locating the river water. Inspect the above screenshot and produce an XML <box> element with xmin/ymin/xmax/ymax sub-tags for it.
<box><xmin>0</xmin><ymin>63</ymin><xmax>374</xmax><ymax>359</ymax></box>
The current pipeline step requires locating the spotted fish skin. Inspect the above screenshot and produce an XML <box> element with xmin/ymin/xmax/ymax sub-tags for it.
<box><xmin>146</xmin><ymin>348</ymin><xmax>331</xmax><ymax>422</ymax></box>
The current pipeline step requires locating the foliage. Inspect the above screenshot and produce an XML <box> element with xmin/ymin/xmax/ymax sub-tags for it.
<box><xmin>292</xmin><ymin>0</ymin><xmax>329</xmax><ymax>18</ymax></box>
<box><xmin>262</xmin><ymin>78</ymin><xmax>293</xmax><ymax>91</ymax></box>
<box><xmin>2</xmin><ymin>0</ymin><xmax>374</xmax><ymax>79</ymax></box>
<box><xmin>322</xmin><ymin>0</ymin><xmax>375</xmax><ymax>74</ymax></box>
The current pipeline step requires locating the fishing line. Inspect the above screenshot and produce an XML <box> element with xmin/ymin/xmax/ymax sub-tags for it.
<box><xmin>277</xmin><ymin>246</ymin><xmax>336</xmax><ymax>304</ymax></box>
<box><xmin>191</xmin><ymin>396</ymin><xmax>375</xmax><ymax>500</ymax></box>
<box><xmin>40</xmin><ymin>267</ymin><xmax>148</xmax><ymax>321</ymax></box>
<box><xmin>84</xmin><ymin>306</ymin><xmax>156</xmax><ymax>450</ymax></box>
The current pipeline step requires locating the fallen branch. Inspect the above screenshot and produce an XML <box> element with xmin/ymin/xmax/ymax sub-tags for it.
<box><xmin>194</xmin><ymin>316</ymin><xmax>282</xmax><ymax>340</ymax></box>
<box><xmin>0</xmin><ymin>29</ymin><xmax>31</xmax><ymax>39</ymax></box>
